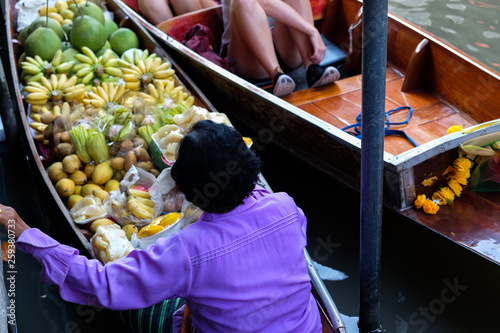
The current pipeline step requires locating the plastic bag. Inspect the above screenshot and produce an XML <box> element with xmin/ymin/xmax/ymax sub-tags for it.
<box><xmin>91</xmin><ymin>224</ymin><xmax>135</xmax><ymax>264</ymax></box>
<box><xmin>103</xmin><ymin>166</ymin><xmax>163</xmax><ymax>226</ymax></box>
<box><xmin>70</xmin><ymin>195</ymin><xmax>107</xmax><ymax>224</ymax></box>
<box><xmin>137</xmin><ymin>199</ymin><xmax>203</xmax><ymax>249</ymax></box>
<box><xmin>461</xmin><ymin>132</ymin><xmax>500</xmax><ymax>192</ymax></box>
<box><xmin>151</xmin><ymin>168</ymin><xmax>185</xmax><ymax>212</ymax></box>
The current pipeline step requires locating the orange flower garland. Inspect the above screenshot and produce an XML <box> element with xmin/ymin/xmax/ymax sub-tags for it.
<box><xmin>414</xmin><ymin>154</ymin><xmax>473</xmax><ymax>214</ymax></box>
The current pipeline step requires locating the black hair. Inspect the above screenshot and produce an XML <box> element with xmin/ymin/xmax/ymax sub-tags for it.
<box><xmin>171</xmin><ymin>120</ymin><xmax>262</xmax><ymax>213</ymax></box>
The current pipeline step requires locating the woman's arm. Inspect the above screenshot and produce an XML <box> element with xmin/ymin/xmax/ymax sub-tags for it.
<box><xmin>1</xmin><ymin>204</ymin><xmax>191</xmax><ymax>310</ymax></box>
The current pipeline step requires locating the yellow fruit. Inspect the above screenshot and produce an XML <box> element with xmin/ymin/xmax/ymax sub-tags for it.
<box><xmin>67</xmin><ymin>194</ymin><xmax>83</xmax><ymax>209</ymax></box>
<box><xmin>92</xmin><ymin>162</ymin><xmax>113</xmax><ymax>185</ymax></box>
<box><xmin>62</xmin><ymin>154</ymin><xmax>82</xmax><ymax>174</ymax></box>
<box><xmin>92</xmin><ymin>189</ymin><xmax>109</xmax><ymax>202</ymax></box>
<box><xmin>158</xmin><ymin>212</ymin><xmax>182</xmax><ymax>227</ymax></box>
<box><xmin>48</xmin><ymin>162</ymin><xmax>68</xmax><ymax>183</ymax></box>
<box><xmin>104</xmin><ymin>179</ymin><xmax>120</xmax><ymax>192</ymax></box>
<box><xmin>84</xmin><ymin>163</ymin><xmax>95</xmax><ymax>178</ymax></box>
<box><xmin>74</xmin><ymin>185</ymin><xmax>82</xmax><ymax>195</ymax></box>
<box><xmin>69</xmin><ymin>170</ymin><xmax>88</xmax><ymax>185</ymax></box>
<box><xmin>55</xmin><ymin>178</ymin><xmax>75</xmax><ymax>197</ymax></box>
<box><xmin>90</xmin><ymin>218</ymin><xmax>116</xmax><ymax>233</ymax></box>
<box><xmin>81</xmin><ymin>183</ymin><xmax>102</xmax><ymax>197</ymax></box>
<box><xmin>137</xmin><ymin>224</ymin><xmax>164</xmax><ymax>239</ymax></box>
<box><xmin>122</xmin><ymin>224</ymin><xmax>138</xmax><ymax>240</ymax></box>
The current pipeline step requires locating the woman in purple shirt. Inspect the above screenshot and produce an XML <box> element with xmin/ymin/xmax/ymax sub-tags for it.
<box><xmin>0</xmin><ymin>120</ymin><xmax>322</xmax><ymax>332</ymax></box>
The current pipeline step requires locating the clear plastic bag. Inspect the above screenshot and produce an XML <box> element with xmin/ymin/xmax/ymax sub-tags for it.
<box><xmin>103</xmin><ymin>166</ymin><xmax>163</xmax><ymax>226</ymax></box>
<box><xmin>137</xmin><ymin>199</ymin><xmax>203</xmax><ymax>249</ymax></box>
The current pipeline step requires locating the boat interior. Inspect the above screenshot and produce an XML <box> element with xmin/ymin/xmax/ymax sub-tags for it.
<box><xmin>153</xmin><ymin>0</ymin><xmax>498</xmax><ymax>157</ymax></box>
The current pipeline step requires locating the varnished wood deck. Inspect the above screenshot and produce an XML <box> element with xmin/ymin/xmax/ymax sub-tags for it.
<box><xmin>283</xmin><ymin>67</ymin><xmax>478</xmax><ymax>156</ymax></box>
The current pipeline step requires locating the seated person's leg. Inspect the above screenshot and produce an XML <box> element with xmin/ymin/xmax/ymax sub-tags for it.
<box><xmin>138</xmin><ymin>0</ymin><xmax>174</xmax><ymax>25</ymax></box>
<box><xmin>171</xmin><ymin>0</ymin><xmax>218</xmax><ymax>15</ymax></box>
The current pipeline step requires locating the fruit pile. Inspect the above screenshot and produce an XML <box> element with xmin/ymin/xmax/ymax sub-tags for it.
<box><xmin>15</xmin><ymin>0</ymin><xmax>230</xmax><ymax>263</ymax></box>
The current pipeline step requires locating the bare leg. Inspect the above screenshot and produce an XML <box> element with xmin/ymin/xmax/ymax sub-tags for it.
<box><xmin>138</xmin><ymin>0</ymin><xmax>174</xmax><ymax>25</ymax></box>
<box><xmin>171</xmin><ymin>0</ymin><xmax>219</xmax><ymax>15</ymax></box>
<box><xmin>227</xmin><ymin>0</ymin><xmax>281</xmax><ymax>80</ymax></box>
<box><xmin>273</xmin><ymin>0</ymin><xmax>315</xmax><ymax>69</ymax></box>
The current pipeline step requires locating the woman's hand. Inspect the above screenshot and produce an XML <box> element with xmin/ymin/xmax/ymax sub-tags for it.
<box><xmin>308</xmin><ymin>29</ymin><xmax>326</xmax><ymax>64</ymax></box>
<box><xmin>0</xmin><ymin>204</ymin><xmax>31</xmax><ymax>240</ymax></box>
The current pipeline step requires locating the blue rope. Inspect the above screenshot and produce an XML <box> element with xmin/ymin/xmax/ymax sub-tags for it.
<box><xmin>341</xmin><ymin>106</ymin><xmax>418</xmax><ymax>147</ymax></box>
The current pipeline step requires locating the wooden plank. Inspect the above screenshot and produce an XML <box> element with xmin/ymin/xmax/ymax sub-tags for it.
<box><xmin>401</xmin><ymin>189</ymin><xmax>500</xmax><ymax>264</ymax></box>
<box><xmin>283</xmin><ymin>67</ymin><xmax>402</xmax><ymax>107</ymax></box>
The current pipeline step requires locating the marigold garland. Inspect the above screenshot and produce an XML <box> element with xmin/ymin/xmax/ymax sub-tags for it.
<box><xmin>414</xmin><ymin>154</ymin><xmax>473</xmax><ymax>214</ymax></box>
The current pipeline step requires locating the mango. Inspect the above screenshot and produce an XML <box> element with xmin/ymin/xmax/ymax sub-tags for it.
<box><xmin>92</xmin><ymin>162</ymin><xmax>113</xmax><ymax>185</ymax></box>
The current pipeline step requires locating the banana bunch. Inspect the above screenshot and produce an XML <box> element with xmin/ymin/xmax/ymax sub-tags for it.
<box><xmin>121</xmin><ymin>49</ymin><xmax>156</xmax><ymax>66</ymax></box>
<box><xmin>147</xmin><ymin>81</ymin><xmax>194</xmax><ymax>107</ymax></box>
<box><xmin>120</xmin><ymin>56</ymin><xmax>175</xmax><ymax>91</ymax></box>
<box><xmin>73</xmin><ymin>48</ymin><xmax>122</xmax><ymax>87</ymax></box>
<box><xmin>38</xmin><ymin>0</ymin><xmax>74</xmax><ymax>26</ymax></box>
<box><xmin>83</xmin><ymin>82</ymin><xmax>128</xmax><ymax>112</ymax></box>
<box><xmin>21</xmin><ymin>50</ymin><xmax>75</xmax><ymax>84</ymax></box>
<box><xmin>127</xmin><ymin>192</ymin><xmax>155</xmax><ymax>220</ymax></box>
<box><xmin>24</xmin><ymin>74</ymin><xmax>86</xmax><ymax>105</ymax></box>
<box><xmin>108</xmin><ymin>108</ymin><xmax>135</xmax><ymax>142</ymax></box>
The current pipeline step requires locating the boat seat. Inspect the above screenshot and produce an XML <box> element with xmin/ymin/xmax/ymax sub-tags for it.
<box><xmin>251</xmin><ymin>34</ymin><xmax>347</xmax><ymax>90</ymax></box>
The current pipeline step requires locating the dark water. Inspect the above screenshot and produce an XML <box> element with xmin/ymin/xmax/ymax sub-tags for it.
<box><xmin>388</xmin><ymin>0</ymin><xmax>500</xmax><ymax>73</ymax></box>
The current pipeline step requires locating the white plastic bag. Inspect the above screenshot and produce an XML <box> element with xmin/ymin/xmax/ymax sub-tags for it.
<box><xmin>103</xmin><ymin>166</ymin><xmax>163</xmax><ymax>227</ymax></box>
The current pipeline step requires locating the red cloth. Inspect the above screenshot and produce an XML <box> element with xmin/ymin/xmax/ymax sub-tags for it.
<box><xmin>182</xmin><ymin>24</ymin><xmax>234</xmax><ymax>73</ymax></box>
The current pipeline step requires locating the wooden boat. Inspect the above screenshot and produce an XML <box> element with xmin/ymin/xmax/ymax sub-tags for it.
<box><xmin>3</xmin><ymin>0</ymin><xmax>346</xmax><ymax>331</ymax></box>
<box><xmin>108</xmin><ymin>0</ymin><xmax>500</xmax><ymax>266</ymax></box>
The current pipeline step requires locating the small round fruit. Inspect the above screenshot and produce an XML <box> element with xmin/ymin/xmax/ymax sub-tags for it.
<box><xmin>109</xmin><ymin>28</ymin><xmax>139</xmax><ymax>56</ymax></box>
<box><xmin>92</xmin><ymin>162</ymin><xmax>113</xmax><ymax>185</ymax></box>
<box><xmin>62</xmin><ymin>154</ymin><xmax>82</xmax><ymax>173</ymax></box>
<box><xmin>48</xmin><ymin>162</ymin><xmax>68</xmax><ymax>182</ymax></box>
<box><xmin>67</xmin><ymin>194</ymin><xmax>83</xmax><ymax>209</ymax></box>
<box><xmin>104</xmin><ymin>179</ymin><xmax>120</xmax><ymax>192</ymax></box>
<box><xmin>69</xmin><ymin>170</ymin><xmax>88</xmax><ymax>185</ymax></box>
<box><xmin>55</xmin><ymin>178</ymin><xmax>76</xmax><ymax>197</ymax></box>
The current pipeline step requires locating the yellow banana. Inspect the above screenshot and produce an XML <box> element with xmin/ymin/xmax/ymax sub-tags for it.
<box><xmin>40</xmin><ymin>76</ymin><xmax>53</xmax><ymax>91</ymax></box>
<box><xmin>81</xmin><ymin>72</ymin><xmax>94</xmax><ymax>84</ymax></box>
<box><xmin>127</xmin><ymin>199</ymin><xmax>153</xmax><ymax>220</ymax></box>
<box><xmin>53</xmin><ymin>104</ymin><xmax>61</xmax><ymax>116</ymax></box>
<box><xmin>76</xmin><ymin>66</ymin><xmax>93</xmax><ymax>77</ymax></box>
<box><xmin>22</xmin><ymin>63</ymin><xmax>42</xmax><ymax>75</ymax></box>
<box><xmin>26</xmin><ymin>92</ymin><xmax>49</xmax><ymax>104</ymax></box>
<box><xmin>74</xmin><ymin>54</ymin><xmax>93</xmax><ymax>65</ymax></box>
<box><xmin>133</xmin><ymin>196</ymin><xmax>155</xmax><ymax>208</ymax></box>
<box><xmin>154</xmin><ymin>62</ymin><xmax>171</xmax><ymax>72</ymax></box>
<box><xmin>125</xmin><ymin>81</ymin><xmax>141</xmax><ymax>91</ymax></box>
<box><xmin>24</xmin><ymin>85</ymin><xmax>48</xmax><ymax>94</ymax></box>
<box><xmin>81</xmin><ymin>46</ymin><xmax>98</xmax><ymax>63</ymax></box>
<box><xmin>128</xmin><ymin>189</ymin><xmax>151</xmax><ymax>199</ymax></box>
<box><xmin>104</xmin><ymin>67</ymin><xmax>122</xmax><ymax>77</ymax></box>
<box><xmin>154</xmin><ymin>69</ymin><xmax>175</xmax><ymax>79</ymax></box>
<box><xmin>56</xmin><ymin>61</ymin><xmax>75</xmax><ymax>73</ymax></box>
<box><xmin>30</xmin><ymin>113</ymin><xmax>42</xmax><ymax>122</ymax></box>
<box><xmin>51</xmin><ymin>49</ymin><xmax>63</xmax><ymax>67</ymax></box>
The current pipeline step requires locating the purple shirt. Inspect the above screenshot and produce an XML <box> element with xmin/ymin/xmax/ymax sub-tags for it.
<box><xmin>17</xmin><ymin>185</ymin><xmax>322</xmax><ymax>332</ymax></box>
